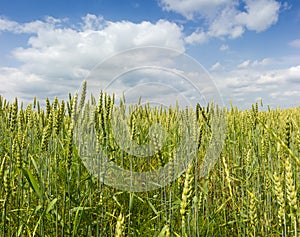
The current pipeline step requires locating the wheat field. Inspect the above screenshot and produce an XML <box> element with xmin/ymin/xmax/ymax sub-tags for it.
<box><xmin>0</xmin><ymin>84</ymin><xmax>299</xmax><ymax>236</ymax></box>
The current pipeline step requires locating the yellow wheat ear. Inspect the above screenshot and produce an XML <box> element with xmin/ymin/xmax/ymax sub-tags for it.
<box><xmin>273</xmin><ymin>171</ymin><xmax>286</xmax><ymax>231</ymax></box>
<box><xmin>284</xmin><ymin>156</ymin><xmax>298</xmax><ymax>235</ymax></box>
<box><xmin>115</xmin><ymin>211</ymin><xmax>125</xmax><ymax>237</ymax></box>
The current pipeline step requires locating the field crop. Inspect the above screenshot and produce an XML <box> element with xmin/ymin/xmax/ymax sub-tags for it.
<box><xmin>0</xmin><ymin>85</ymin><xmax>299</xmax><ymax>236</ymax></box>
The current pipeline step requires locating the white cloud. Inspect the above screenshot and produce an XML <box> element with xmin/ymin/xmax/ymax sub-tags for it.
<box><xmin>185</xmin><ymin>30</ymin><xmax>207</xmax><ymax>44</ymax></box>
<box><xmin>255</xmin><ymin>65</ymin><xmax>300</xmax><ymax>84</ymax></box>
<box><xmin>0</xmin><ymin>16</ymin><xmax>65</xmax><ymax>34</ymax></box>
<box><xmin>163</xmin><ymin>0</ymin><xmax>282</xmax><ymax>44</ymax></box>
<box><xmin>10</xmin><ymin>18</ymin><xmax>185</xmax><ymax>84</ymax></box>
<box><xmin>0</xmin><ymin>17</ymin><xmax>19</xmax><ymax>31</ymax></box>
<box><xmin>237</xmin><ymin>60</ymin><xmax>250</xmax><ymax>68</ymax></box>
<box><xmin>207</xmin><ymin>6</ymin><xmax>245</xmax><ymax>39</ymax></box>
<box><xmin>220</xmin><ymin>44</ymin><xmax>229</xmax><ymax>51</ymax></box>
<box><xmin>236</xmin><ymin>58</ymin><xmax>271</xmax><ymax>69</ymax></box>
<box><xmin>236</xmin><ymin>0</ymin><xmax>280</xmax><ymax>32</ymax></box>
<box><xmin>158</xmin><ymin>0</ymin><xmax>231</xmax><ymax>20</ymax></box>
<box><xmin>285</xmin><ymin>65</ymin><xmax>300</xmax><ymax>82</ymax></box>
<box><xmin>210</xmin><ymin>62</ymin><xmax>223</xmax><ymax>71</ymax></box>
<box><xmin>270</xmin><ymin>90</ymin><xmax>299</xmax><ymax>99</ymax></box>
<box><xmin>252</xmin><ymin>58</ymin><xmax>271</xmax><ymax>67</ymax></box>
<box><xmin>211</xmin><ymin>63</ymin><xmax>300</xmax><ymax>108</ymax></box>
<box><xmin>289</xmin><ymin>39</ymin><xmax>300</xmax><ymax>48</ymax></box>
<box><xmin>0</xmin><ymin>15</ymin><xmax>186</xmax><ymax>103</ymax></box>
<box><xmin>81</xmin><ymin>14</ymin><xmax>105</xmax><ymax>31</ymax></box>
<box><xmin>0</xmin><ymin>12</ymin><xmax>297</xmax><ymax>109</ymax></box>
<box><xmin>256</xmin><ymin>72</ymin><xmax>282</xmax><ymax>84</ymax></box>
<box><xmin>0</xmin><ymin>67</ymin><xmax>67</xmax><ymax>101</ymax></box>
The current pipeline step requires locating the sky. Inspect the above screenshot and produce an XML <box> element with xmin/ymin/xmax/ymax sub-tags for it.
<box><xmin>0</xmin><ymin>0</ymin><xmax>299</xmax><ymax>109</ymax></box>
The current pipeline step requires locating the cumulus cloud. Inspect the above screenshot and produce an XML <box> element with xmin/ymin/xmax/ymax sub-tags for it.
<box><xmin>207</xmin><ymin>6</ymin><xmax>244</xmax><ymax>39</ymax></box>
<box><xmin>270</xmin><ymin>90</ymin><xmax>299</xmax><ymax>99</ymax></box>
<box><xmin>237</xmin><ymin>60</ymin><xmax>251</xmax><ymax>68</ymax></box>
<box><xmin>0</xmin><ymin>10</ymin><xmax>296</xmax><ymax>109</ymax></box>
<box><xmin>235</xmin><ymin>0</ymin><xmax>280</xmax><ymax>32</ymax></box>
<box><xmin>252</xmin><ymin>58</ymin><xmax>271</xmax><ymax>67</ymax></box>
<box><xmin>0</xmin><ymin>15</ymin><xmax>186</xmax><ymax>103</ymax></box>
<box><xmin>237</xmin><ymin>58</ymin><xmax>272</xmax><ymax>69</ymax></box>
<box><xmin>0</xmin><ymin>16</ymin><xmax>66</xmax><ymax>34</ymax></box>
<box><xmin>284</xmin><ymin>65</ymin><xmax>300</xmax><ymax>82</ymax></box>
<box><xmin>159</xmin><ymin>0</ymin><xmax>233</xmax><ymax>19</ymax></box>
<box><xmin>251</xmin><ymin>65</ymin><xmax>300</xmax><ymax>85</ymax></box>
<box><xmin>11</xmin><ymin>18</ymin><xmax>185</xmax><ymax>80</ymax></box>
<box><xmin>210</xmin><ymin>62</ymin><xmax>223</xmax><ymax>71</ymax></box>
<box><xmin>163</xmin><ymin>0</ymin><xmax>282</xmax><ymax>44</ymax></box>
<box><xmin>0</xmin><ymin>67</ymin><xmax>72</xmax><ymax>102</ymax></box>
<box><xmin>211</xmin><ymin>63</ymin><xmax>300</xmax><ymax>108</ymax></box>
<box><xmin>0</xmin><ymin>17</ymin><xmax>19</xmax><ymax>31</ymax></box>
<box><xmin>184</xmin><ymin>30</ymin><xmax>207</xmax><ymax>44</ymax></box>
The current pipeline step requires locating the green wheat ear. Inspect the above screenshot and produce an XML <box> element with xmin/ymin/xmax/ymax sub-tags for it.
<box><xmin>10</xmin><ymin>97</ymin><xmax>18</xmax><ymax>133</ymax></box>
<box><xmin>180</xmin><ymin>162</ymin><xmax>194</xmax><ymax>236</ymax></box>
<box><xmin>79</xmin><ymin>80</ymin><xmax>87</xmax><ymax>112</ymax></box>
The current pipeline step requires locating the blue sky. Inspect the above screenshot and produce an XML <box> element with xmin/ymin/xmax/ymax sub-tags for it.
<box><xmin>0</xmin><ymin>0</ymin><xmax>299</xmax><ymax>109</ymax></box>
